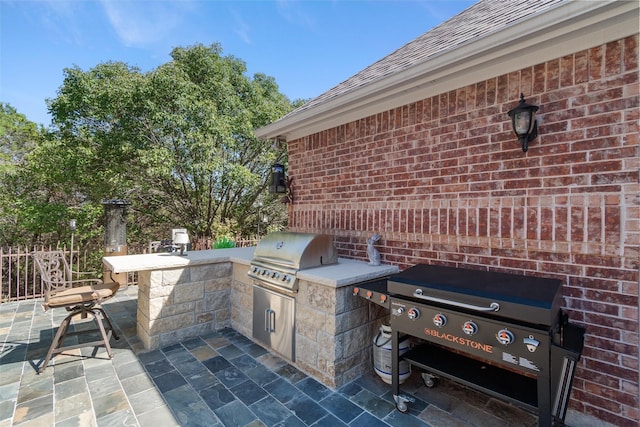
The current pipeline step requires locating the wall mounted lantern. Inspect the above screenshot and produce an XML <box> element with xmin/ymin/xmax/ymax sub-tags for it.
<box><xmin>508</xmin><ymin>93</ymin><xmax>539</xmax><ymax>153</ymax></box>
<box><xmin>269</xmin><ymin>163</ymin><xmax>293</xmax><ymax>203</ymax></box>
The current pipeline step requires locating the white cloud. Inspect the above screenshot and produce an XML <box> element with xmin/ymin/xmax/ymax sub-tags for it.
<box><xmin>231</xmin><ymin>9</ymin><xmax>252</xmax><ymax>45</ymax></box>
<box><xmin>275</xmin><ymin>0</ymin><xmax>316</xmax><ymax>30</ymax></box>
<box><xmin>99</xmin><ymin>0</ymin><xmax>196</xmax><ymax>47</ymax></box>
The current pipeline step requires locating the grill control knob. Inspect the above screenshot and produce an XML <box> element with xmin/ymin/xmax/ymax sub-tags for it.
<box><xmin>496</xmin><ymin>329</ymin><xmax>515</xmax><ymax>345</ymax></box>
<box><xmin>433</xmin><ymin>313</ymin><xmax>447</xmax><ymax>327</ymax></box>
<box><xmin>353</xmin><ymin>287</ymin><xmax>360</xmax><ymax>296</ymax></box>
<box><xmin>407</xmin><ymin>308</ymin><xmax>420</xmax><ymax>320</ymax></box>
<box><xmin>462</xmin><ymin>321</ymin><xmax>478</xmax><ymax>335</ymax></box>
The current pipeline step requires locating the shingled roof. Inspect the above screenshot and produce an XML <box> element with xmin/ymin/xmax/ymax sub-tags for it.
<box><xmin>255</xmin><ymin>0</ymin><xmax>637</xmax><ymax>140</ymax></box>
<box><xmin>285</xmin><ymin>0</ymin><xmax>563</xmax><ymax>118</ymax></box>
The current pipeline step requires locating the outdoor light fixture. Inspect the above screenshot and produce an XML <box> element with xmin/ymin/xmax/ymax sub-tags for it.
<box><xmin>173</xmin><ymin>231</ymin><xmax>190</xmax><ymax>256</ymax></box>
<box><xmin>269</xmin><ymin>164</ymin><xmax>287</xmax><ymax>194</ymax></box>
<box><xmin>507</xmin><ymin>93</ymin><xmax>539</xmax><ymax>153</ymax></box>
<box><xmin>269</xmin><ymin>163</ymin><xmax>293</xmax><ymax>203</ymax></box>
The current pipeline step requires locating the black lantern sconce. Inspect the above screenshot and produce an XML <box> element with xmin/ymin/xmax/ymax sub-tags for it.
<box><xmin>507</xmin><ymin>93</ymin><xmax>539</xmax><ymax>153</ymax></box>
<box><xmin>269</xmin><ymin>163</ymin><xmax>293</xmax><ymax>203</ymax></box>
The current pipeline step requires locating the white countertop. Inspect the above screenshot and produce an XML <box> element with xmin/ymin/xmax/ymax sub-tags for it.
<box><xmin>103</xmin><ymin>248</ymin><xmax>398</xmax><ymax>287</ymax></box>
<box><xmin>297</xmin><ymin>258</ymin><xmax>398</xmax><ymax>287</ymax></box>
<box><xmin>103</xmin><ymin>247</ymin><xmax>255</xmax><ymax>273</ymax></box>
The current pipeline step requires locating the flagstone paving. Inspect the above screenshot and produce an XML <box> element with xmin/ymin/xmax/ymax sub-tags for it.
<box><xmin>0</xmin><ymin>286</ymin><xmax>602</xmax><ymax>427</ymax></box>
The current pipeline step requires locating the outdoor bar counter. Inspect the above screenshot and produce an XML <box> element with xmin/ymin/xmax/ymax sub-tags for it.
<box><xmin>103</xmin><ymin>248</ymin><xmax>397</xmax><ymax>388</ymax></box>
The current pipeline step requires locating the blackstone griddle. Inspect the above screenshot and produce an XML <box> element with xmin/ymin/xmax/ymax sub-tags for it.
<box><xmin>353</xmin><ymin>264</ymin><xmax>584</xmax><ymax>426</ymax></box>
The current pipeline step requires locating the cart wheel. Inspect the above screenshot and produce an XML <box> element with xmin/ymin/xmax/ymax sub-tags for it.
<box><xmin>421</xmin><ymin>373</ymin><xmax>436</xmax><ymax>388</ymax></box>
<box><xmin>396</xmin><ymin>401</ymin><xmax>409</xmax><ymax>413</ymax></box>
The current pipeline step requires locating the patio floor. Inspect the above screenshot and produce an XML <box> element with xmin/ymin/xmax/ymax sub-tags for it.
<box><xmin>0</xmin><ymin>286</ymin><xmax>598</xmax><ymax>427</ymax></box>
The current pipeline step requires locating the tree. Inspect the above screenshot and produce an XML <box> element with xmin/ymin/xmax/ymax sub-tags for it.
<box><xmin>43</xmin><ymin>43</ymin><xmax>295</xmax><ymax>245</ymax></box>
<box><xmin>0</xmin><ymin>103</ymin><xmax>65</xmax><ymax>245</ymax></box>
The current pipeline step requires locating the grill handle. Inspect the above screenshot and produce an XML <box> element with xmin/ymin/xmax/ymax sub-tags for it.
<box><xmin>413</xmin><ymin>289</ymin><xmax>500</xmax><ymax>312</ymax></box>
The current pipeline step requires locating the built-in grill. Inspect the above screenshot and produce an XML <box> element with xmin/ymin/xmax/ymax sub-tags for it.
<box><xmin>353</xmin><ymin>264</ymin><xmax>584</xmax><ymax>427</ymax></box>
<box><xmin>249</xmin><ymin>231</ymin><xmax>338</xmax><ymax>293</ymax></box>
<box><xmin>249</xmin><ymin>232</ymin><xmax>338</xmax><ymax>361</ymax></box>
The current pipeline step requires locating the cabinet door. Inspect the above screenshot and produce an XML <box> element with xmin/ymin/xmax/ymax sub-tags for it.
<box><xmin>252</xmin><ymin>286</ymin><xmax>295</xmax><ymax>361</ymax></box>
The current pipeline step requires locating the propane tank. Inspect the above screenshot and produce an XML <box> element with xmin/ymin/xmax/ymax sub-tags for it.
<box><xmin>373</xmin><ymin>324</ymin><xmax>411</xmax><ymax>384</ymax></box>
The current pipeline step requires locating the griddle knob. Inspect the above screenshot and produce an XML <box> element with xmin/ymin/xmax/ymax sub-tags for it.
<box><xmin>462</xmin><ymin>321</ymin><xmax>478</xmax><ymax>335</ymax></box>
<box><xmin>433</xmin><ymin>313</ymin><xmax>447</xmax><ymax>327</ymax></box>
<box><xmin>407</xmin><ymin>308</ymin><xmax>420</xmax><ymax>320</ymax></box>
<box><xmin>496</xmin><ymin>329</ymin><xmax>515</xmax><ymax>345</ymax></box>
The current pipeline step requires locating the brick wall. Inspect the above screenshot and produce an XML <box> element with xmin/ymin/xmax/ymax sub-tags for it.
<box><xmin>286</xmin><ymin>35</ymin><xmax>639</xmax><ymax>426</ymax></box>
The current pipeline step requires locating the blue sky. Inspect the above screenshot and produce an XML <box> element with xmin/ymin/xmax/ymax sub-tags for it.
<box><xmin>1</xmin><ymin>0</ymin><xmax>475</xmax><ymax>126</ymax></box>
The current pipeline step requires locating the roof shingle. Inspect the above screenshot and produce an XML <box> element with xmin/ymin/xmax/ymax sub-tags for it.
<box><xmin>284</xmin><ymin>0</ymin><xmax>564</xmax><ymax>119</ymax></box>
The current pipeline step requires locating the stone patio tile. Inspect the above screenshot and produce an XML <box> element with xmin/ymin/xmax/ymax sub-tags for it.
<box><xmin>230</xmin><ymin>379</ymin><xmax>267</xmax><ymax>405</ymax></box>
<box><xmin>216</xmin><ymin>343</ymin><xmax>244</xmax><ymax>359</ymax></box>
<box><xmin>313</xmin><ymin>413</ymin><xmax>348</xmax><ymax>427</ymax></box>
<box><xmin>128</xmin><ymin>387</ymin><xmax>167</xmax><ymax>415</ymax></box>
<box><xmin>350</xmin><ymin>411</ymin><xmax>392</xmax><ymax>427</ymax></box>
<box><xmin>199</xmin><ymin>383</ymin><xmax>235</xmax><ymax>411</ymax></box>
<box><xmin>95</xmin><ymin>409</ymin><xmax>137</xmax><ymax>427</ymax></box>
<box><xmin>351</xmin><ymin>388</ymin><xmax>395</xmax><ymax>419</ymax></box>
<box><xmin>275</xmin><ymin>364</ymin><xmax>307</xmax><ymax>384</ymax></box>
<box><xmin>214</xmin><ymin>365</ymin><xmax>249</xmax><ymax>389</ymax></box>
<box><xmin>91</xmin><ymin>389</ymin><xmax>130</xmax><ymax>420</ymax></box>
<box><xmin>319</xmin><ymin>392</ymin><xmax>364</xmax><ymax>423</ymax></box>
<box><xmin>120</xmin><ymin>372</ymin><xmax>156</xmax><ymax>396</ymax></box>
<box><xmin>13</xmin><ymin>394</ymin><xmax>53</xmax><ymax>424</ymax></box>
<box><xmin>296</xmin><ymin>377</ymin><xmax>332</xmax><ymax>401</ymax></box>
<box><xmin>54</xmin><ymin>390</ymin><xmax>91</xmax><ymax>421</ymax></box>
<box><xmin>153</xmin><ymin>371</ymin><xmax>187</xmax><ymax>394</ymax></box>
<box><xmin>284</xmin><ymin>394</ymin><xmax>328</xmax><ymax>425</ymax></box>
<box><xmin>188</xmin><ymin>345</ymin><xmax>218</xmax><ymax>361</ymax></box>
<box><xmin>263</xmin><ymin>377</ymin><xmax>299</xmax><ymax>404</ymax></box>
<box><xmin>249</xmin><ymin>395</ymin><xmax>292</xmax><ymax>427</ymax></box>
<box><xmin>136</xmin><ymin>404</ymin><xmax>181</xmax><ymax>427</ymax></box>
<box><xmin>213</xmin><ymin>400</ymin><xmax>256</xmax><ymax>426</ymax></box>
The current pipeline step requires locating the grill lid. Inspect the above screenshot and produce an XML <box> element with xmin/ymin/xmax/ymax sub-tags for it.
<box><xmin>252</xmin><ymin>232</ymin><xmax>337</xmax><ymax>270</ymax></box>
<box><xmin>249</xmin><ymin>232</ymin><xmax>338</xmax><ymax>292</ymax></box>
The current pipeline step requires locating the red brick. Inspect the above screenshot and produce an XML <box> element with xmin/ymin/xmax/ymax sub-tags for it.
<box><xmin>285</xmin><ymin>36</ymin><xmax>639</xmax><ymax>426</ymax></box>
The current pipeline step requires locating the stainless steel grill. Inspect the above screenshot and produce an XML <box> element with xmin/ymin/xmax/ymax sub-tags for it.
<box><xmin>249</xmin><ymin>232</ymin><xmax>338</xmax><ymax>361</ymax></box>
<box><xmin>248</xmin><ymin>232</ymin><xmax>338</xmax><ymax>293</ymax></box>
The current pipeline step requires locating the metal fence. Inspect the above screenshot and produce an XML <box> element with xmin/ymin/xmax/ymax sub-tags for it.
<box><xmin>1</xmin><ymin>238</ymin><xmax>258</xmax><ymax>303</ymax></box>
<box><xmin>0</xmin><ymin>245</ymin><xmax>94</xmax><ymax>303</ymax></box>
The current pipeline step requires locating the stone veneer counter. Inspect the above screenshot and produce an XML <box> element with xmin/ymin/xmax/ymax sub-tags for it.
<box><xmin>105</xmin><ymin>249</ymin><xmax>398</xmax><ymax>388</ymax></box>
<box><xmin>104</xmin><ymin>248</ymin><xmax>254</xmax><ymax>350</ymax></box>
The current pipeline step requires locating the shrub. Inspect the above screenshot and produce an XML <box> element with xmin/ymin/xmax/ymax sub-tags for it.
<box><xmin>213</xmin><ymin>237</ymin><xmax>235</xmax><ymax>249</ymax></box>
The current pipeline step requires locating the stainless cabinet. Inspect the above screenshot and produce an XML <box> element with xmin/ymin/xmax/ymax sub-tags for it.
<box><xmin>252</xmin><ymin>285</ymin><xmax>295</xmax><ymax>361</ymax></box>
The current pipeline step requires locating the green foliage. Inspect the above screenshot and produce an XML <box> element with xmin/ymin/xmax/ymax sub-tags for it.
<box><xmin>213</xmin><ymin>237</ymin><xmax>236</xmax><ymax>249</ymax></box>
<box><xmin>0</xmin><ymin>103</ymin><xmax>40</xmax><ymax>170</ymax></box>
<box><xmin>0</xmin><ymin>44</ymin><xmax>293</xmax><ymax>250</ymax></box>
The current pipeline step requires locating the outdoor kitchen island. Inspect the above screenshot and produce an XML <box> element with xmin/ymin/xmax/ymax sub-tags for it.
<box><xmin>103</xmin><ymin>247</ymin><xmax>398</xmax><ymax>389</ymax></box>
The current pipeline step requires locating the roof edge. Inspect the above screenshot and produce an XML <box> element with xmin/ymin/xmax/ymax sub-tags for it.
<box><xmin>256</xmin><ymin>0</ymin><xmax>639</xmax><ymax>141</ymax></box>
